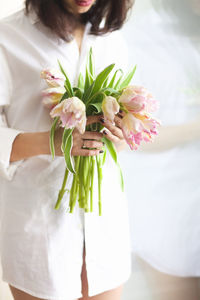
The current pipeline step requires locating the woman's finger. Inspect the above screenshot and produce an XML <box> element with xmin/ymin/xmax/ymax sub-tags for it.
<box><xmin>72</xmin><ymin>147</ymin><xmax>103</xmax><ymax>157</ymax></box>
<box><xmin>80</xmin><ymin>149</ymin><xmax>103</xmax><ymax>156</ymax></box>
<box><xmin>117</xmin><ymin>110</ymin><xmax>125</xmax><ymax>119</ymax></box>
<box><xmin>114</xmin><ymin>115</ymin><xmax>123</xmax><ymax>130</ymax></box>
<box><xmin>102</xmin><ymin>129</ymin><xmax>120</xmax><ymax>144</ymax></box>
<box><xmin>99</xmin><ymin>117</ymin><xmax>124</xmax><ymax>140</ymax></box>
<box><xmin>82</xmin><ymin>131</ymin><xmax>103</xmax><ymax>140</ymax></box>
<box><xmin>82</xmin><ymin>140</ymin><xmax>104</xmax><ymax>149</ymax></box>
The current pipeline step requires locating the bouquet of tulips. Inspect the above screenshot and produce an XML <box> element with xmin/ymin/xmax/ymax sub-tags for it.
<box><xmin>41</xmin><ymin>48</ymin><xmax>160</xmax><ymax>216</ymax></box>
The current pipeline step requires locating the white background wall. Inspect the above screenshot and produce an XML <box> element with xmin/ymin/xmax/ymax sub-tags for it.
<box><xmin>0</xmin><ymin>0</ymin><xmax>23</xmax><ymax>18</ymax></box>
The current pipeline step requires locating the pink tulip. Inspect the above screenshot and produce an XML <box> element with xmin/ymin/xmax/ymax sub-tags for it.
<box><xmin>121</xmin><ymin>113</ymin><xmax>161</xmax><ymax>150</ymax></box>
<box><xmin>42</xmin><ymin>87</ymin><xmax>65</xmax><ymax>109</ymax></box>
<box><xmin>102</xmin><ymin>96</ymin><xmax>120</xmax><ymax>122</ymax></box>
<box><xmin>41</xmin><ymin>69</ymin><xmax>65</xmax><ymax>87</ymax></box>
<box><xmin>50</xmin><ymin>97</ymin><xmax>86</xmax><ymax>134</ymax></box>
<box><xmin>141</xmin><ymin>114</ymin><xmax>160</xmax><ymax>135</ymax></box>
<box><xmin>119</xmin><ymin>85</ymin><xmax>159</xmax><ymax>114</ymax></box>
<box><xmin>121</xmin><ymin>113</ymin><xmax>144</xmax><ymax>150</ymax></box>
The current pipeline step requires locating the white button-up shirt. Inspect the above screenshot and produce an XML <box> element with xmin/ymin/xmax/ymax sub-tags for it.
<box><xmin>0</xmin><ymin>9</ymin><xmax>132</xmax><ymax>300</ymax></box>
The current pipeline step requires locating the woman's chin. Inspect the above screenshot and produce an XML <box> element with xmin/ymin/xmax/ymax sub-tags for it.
<box><xmin>73</xmin><ymin>0</ymin><xmax>95</xmax><ymax>14</ymax></box>
<box><xmin>76</xmin><ymin>7</ymin><xmax>92</xmax><ymax>14</ymax></box>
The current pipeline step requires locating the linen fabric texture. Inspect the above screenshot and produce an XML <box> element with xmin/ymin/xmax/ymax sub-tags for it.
<box><xmin>0</xmin><ymin>10</ymin><xmax>132</xmax><ymax>300</ymax></box>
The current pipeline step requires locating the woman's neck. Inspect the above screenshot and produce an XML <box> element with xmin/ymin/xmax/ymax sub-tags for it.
<box><xmin>73</xmin><ymin>23</ymin><xmax>86</xmax><ymax>54</ymax></box>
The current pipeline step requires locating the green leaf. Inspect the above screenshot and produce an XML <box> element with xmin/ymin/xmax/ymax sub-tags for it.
<box><xmin>50</xmin><ymin>117</ymin><xmax>59</xmax><ymax>159</ymax></box>
<box><xmin>78</xmin><ymin>73</ymin><xmax>84</xmax><ymax>90</ymax></box>
<box><xmin>86</xmin><ymin>92</ymin><xmax>105</xmax><ymax>110</ymax></box>
<box><xmin>102</xmin><ymin>149</ymin><xmax>107</xmax><ymax>165</ymax></box>
<box><xmin>101</xmin><ymin>136</ymin><xmax>123</xmax><ymax>191</ymax></box>
<box><xmin>73</xmin><ymin>87</ymin><xmax>83</xmax><ymax>99</ymax></box>
<box><xmin>117</xmin><ymin>162</ymin><xmax>124</xmax><ymax>192</ymax></box>
<box><xmin>89</xmin><ymin>47</ymin><xmax>95</xmax><ymax>78</ymax></box>
<box><xmin>83</xmin><ymin>81</ymin><xmax>95</xmax><ymax>103</ymax></box>
<box><xmin>60</xmin><ymin>91</ymin><xmax>69</xmax><ymax>103</ymax></box>
<box><xmin>119</xmin><ymin>65</ymin><xmax>137</xmax><ymax>90</ymax></box>
<box><xmin>108</xmin><ymin>69</ymin><xmax>123</xmax><ymax>89</ymax></box>
<box><xmin>92</xmin><ymin>64</ymin><xmax>115</xmax><ymax>95</ymax></box>
<box><xmin>89</xmin><ymin>102</ymin><xmax>102</xmax><ymax>114</ymax></box>
<box><xmin>102</xmin><ymin>77</ymin><xmax>109</xmax><ymax>88</ymax></box>
<box><xmin>102</xmin><ymin>137</ymin><xmax>118</xmax><ymax>164</ymax></box>
<box><xmin>58</xmin><ymin>60</ymin><xmax>73</xmax><ymax>97</ymax></box>
<box><xmin>114</xmin><ymin>74</ymin><xmax>124</xmax><ymax>90</ymax></box>
<box><xmin>101</xmin><ymin>87</ymin><xmax>120</xmax><ymax>97</ymax></box>
<box><xmin>84</xmin><ymin>65</ymin><xmax>115</xmax><ymax>104</ymax></box>
<box><xmin>84</xmin><ymin>67</ymin><xmax>91</xmax><ymax>91</ymax></box>
<box><xmin>84</xmin><ymin>48</ymin><xmax>95</xmax><ymax>91</ymax></box>
<box><xmin>62</xmin><ymin>128</ymin><xmax>74</xmax><ymax>153</ymax></box>
<box><xmin>64</xmin><ymin>133</ymin><xmax>76</xmax><ymax>174</ymax></box>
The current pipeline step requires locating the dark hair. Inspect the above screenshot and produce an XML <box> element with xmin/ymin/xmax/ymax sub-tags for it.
<box><xmin>25</xmin><ymin>0</ymin><xmax>134</xmax><ymax>42</ymax></box>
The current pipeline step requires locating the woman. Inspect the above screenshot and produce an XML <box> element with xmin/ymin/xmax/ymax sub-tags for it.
<box><xmin>0</xmin><ymin>0</ymin><xmax>133</xmax><ymax>299</ymax></box>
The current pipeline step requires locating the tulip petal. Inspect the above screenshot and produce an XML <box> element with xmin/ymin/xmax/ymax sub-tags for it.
<box><xmin>50</xmin><ymin>97</ymin><xmax>86</xmax><ymax>134</ymax></box>
<box><xmin>41</xmin><ymin>69</ymin><xmax>65</xmax><ymax>87</ymax></box>
<box><xmin>102</xmin><ymin>96</ymin><xmax>120</xmax><ymax>122</ymax></box>
<box><xmin>119</xmin><ymin>85</ymin><xmax>159</xmax><ymax>114</ymax></box>
<box><xmin>121</xmin><ymin>112</ymin><xmax>160</xmax><ymax>150</ymax></box>
<box><xmin>42</xmin><ymin>87</ymin><xmax>65</xmax><ymax>108</ymax></box>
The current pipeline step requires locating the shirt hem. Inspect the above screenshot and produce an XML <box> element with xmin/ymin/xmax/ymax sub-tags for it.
<box><xmin>2</xmin><ymin>277</ymin><xmax>82</xmax><ymax>300</ymax></box>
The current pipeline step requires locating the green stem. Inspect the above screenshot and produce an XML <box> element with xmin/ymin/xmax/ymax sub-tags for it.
<box><xmin>74</xmin><ymin>156</ymin><xmax>80</xmax><ymax>199</ymax></box>
<box><xmin>96</xmin><ymin>155</ymin><xmax>103</xmax><ymax>216</ymax></box>
<box><xmin>70</xmin><ymin>156</ymin><xmax>80</xmax><ymax>213</ymax></box>
<box><xmin>78</xmin><ymin>156</ymin><xmax>83</xmax><ymax>208</ymax></box>
<box><xmin>90</xmin><ymin>156</ymin><xmax>95</xmax><ymax>212</ymax></box>
<box><xmin>82</xmin><ymin>156</ymin><xmax>88</xmax><ymax>210</ymax></box>
<box><xmin>84</xmin><ymin>156</ymin><xmax>91</xmax><ymax>213</ymax></box>
<box><xmin>54</xmin><ymin>168</ymin><xmax>69</xmax><ymax>210</ymax></box>
<box><xmin>79</xmin><ymin>156</ymin><xmax>85</xmax><ymax>208</ymax></box>
<box><xmin>69</xmin><ymin>175</ymin><xmax>76</xmax><ymax>213</ymax></box>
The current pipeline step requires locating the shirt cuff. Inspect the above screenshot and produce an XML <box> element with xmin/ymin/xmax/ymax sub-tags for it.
<box><xmin>0</xmin><ymin>127</ymin><xmax>23</xmax><ymax>181</ymax></box>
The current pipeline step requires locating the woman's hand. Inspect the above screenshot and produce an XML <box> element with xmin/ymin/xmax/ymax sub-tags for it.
<box><xmin>99</xmin><ymin>114</ymin><xmax>127</xmax><ymax>152</ymax></box>
<box><xmin>54</xmin><ymin>115</ymin><xmax>104</xmax><ymax>157</ymax></box>
<box><xmin>10</xmin><ymin>114</ymin><xmax>125</xmax><ymax>163</ymax></box>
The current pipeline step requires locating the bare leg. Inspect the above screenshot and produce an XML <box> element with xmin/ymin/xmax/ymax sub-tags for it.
<box><xmin>9</xmin><ymin>285</ymin><xmax>46</xmax><ymax>300</ymax></box>
<box><xmin>9</xmin><ymin>285</ymin><xmax>78</xmax><ymax>300</ymax></box>
<box><xmin>79</xmin><ymin>245</ymin><xmax>124</xmax><ymax>300</ymax></box>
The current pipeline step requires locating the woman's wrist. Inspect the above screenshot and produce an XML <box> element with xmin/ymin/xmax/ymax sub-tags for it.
<box><xmin>35</xmin><ymin>131</ymin><xmax>51</xmax><ymax>156</ymax></box>
<box><xmin>10</xmin><ymin>131</ymin><xmax>51</xmax><ymax>162</ymax></box>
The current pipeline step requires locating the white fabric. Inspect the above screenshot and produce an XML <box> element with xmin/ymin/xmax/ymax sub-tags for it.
<box><xmin>0</xmin><ymin>47</ymin><xmax>23</xmax><ymax>180</ymax></box>
<box><xmin>0</xmin><ymin>110</ymin><xmax>23</xmax><ymax>180</ymax></box>
<box><xmin>0</xmin><ymin>9</ymin><xmax>132</xmax><ymax>300</ymax></box>
<box><xmin>120</xmin><ymin>6</ymin><xmax>200</xmax><ymax>277</ymax></box>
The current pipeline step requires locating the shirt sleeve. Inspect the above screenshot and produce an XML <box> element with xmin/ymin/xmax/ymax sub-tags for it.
<box><xmin>0</xmin><ymin>47</ymin><xmax>23</xmax><ymax>181</ymax></box>
<box><xmin>0</xmin><ymin>108</ymin><xmax>23</xmax><ymax>180</ymax></box>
